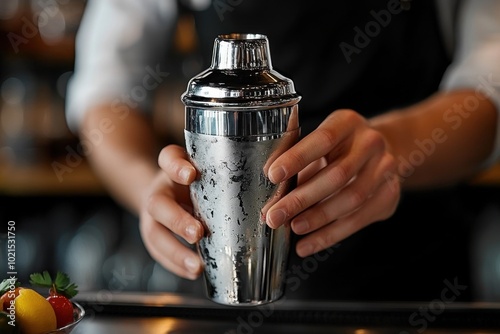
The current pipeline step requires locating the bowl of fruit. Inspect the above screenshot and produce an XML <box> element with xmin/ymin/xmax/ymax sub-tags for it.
<box><xmin>0</xmin><ymin>271</ymin><xmax>84</xmax><ymax>334</ymax></box>
<box><xmin>44</xmin><ymin>301</ymin><xmax>84</xmax><ymax>334</ymax></box>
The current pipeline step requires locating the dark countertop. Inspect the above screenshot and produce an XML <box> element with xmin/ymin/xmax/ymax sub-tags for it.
<box><xmin>73</xmin><ymin>291</ymin><xmax>500</xmax><ymax>333</ymax></box>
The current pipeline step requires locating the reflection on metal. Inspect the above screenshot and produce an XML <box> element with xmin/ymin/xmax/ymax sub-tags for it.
<box><xmin>182</xmin><ymin>34</ymin><xmax>301</xmax><ymax>306</ymax></box>
<box><xmin>186</xmin><ymin>130</ymin><xmax>297</xmax><ymax>305</ymax></box>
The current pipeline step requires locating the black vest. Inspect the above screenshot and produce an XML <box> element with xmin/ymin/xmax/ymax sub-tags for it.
<box><xmin>189</xmin><ymin>0</ymin><xmax>451</xmax><ymax>135</ymax></box>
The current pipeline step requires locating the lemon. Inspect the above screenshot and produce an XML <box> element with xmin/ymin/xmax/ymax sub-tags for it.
<box><xmin>15</xmin><ymin>288</ymin><xmax>56</xmax><ymax>334</ymax></box>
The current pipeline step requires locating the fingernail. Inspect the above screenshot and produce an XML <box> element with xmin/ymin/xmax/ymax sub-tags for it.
<box><xmin>297</xmin><ymin>242</ymin><xmax>314</xmax><ymax>257</ymax></box>
<box><xmin>184</xmin><ymin>256</ymin><xmax>201</xmax><ymax>274</ymax></box>
<box><xmin>292</xmin><ymin>219</ymin><xmax>309</xmax><ymax>234</ymax></box>
<box><xmin>269</xmin><ymin>166</ymin><xmax>286</xmax><ymax>183</ymax></box>
<box><xmin>267</xmin><ymin>209</ymin><xmax>287</xmax><ymax>228</ymax></box>
<box><xmin>180</xmin><ymin>167</ymin><xmax>192</xmax><ymax>183</ymax></box>
<box><xmin>186</xmin><ymin>224</ymin><xmax>199</xmax><ymax>242</ymax></box>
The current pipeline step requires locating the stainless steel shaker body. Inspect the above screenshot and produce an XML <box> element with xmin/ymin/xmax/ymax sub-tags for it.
<box><xmin>181</xmin><ymin>33</ymin><xmax>301</xmax><ymax>306</ymax></box>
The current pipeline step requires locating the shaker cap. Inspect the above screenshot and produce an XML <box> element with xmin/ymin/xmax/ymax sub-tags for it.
<box><xmin>181</xmin><ymin>33</ymin><xmax>301</xmax><ymax>109</ymax></box>
<box><xmin>211</xmin><ymin>33</ymin><xmax>272</xmax><ymax>70</ymax></box>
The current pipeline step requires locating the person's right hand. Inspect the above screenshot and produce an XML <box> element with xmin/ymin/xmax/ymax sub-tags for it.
<box><xmin>139</xmin><ymin>144</ymin><xmax>205</xmax><ymax>280</ymax></box>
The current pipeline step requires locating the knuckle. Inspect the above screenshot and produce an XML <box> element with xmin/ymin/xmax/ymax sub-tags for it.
<box><xmin>383</xmin><ymin>153</ymin><xmax>398</xmax><ymax>172</ymax></box>
<box><xmin>362</xmin><ymin>129</ymin><xmax>386</xmax><ymax>153</ymax></box>
<box><xmin>169</xmin><ymin>214</ymin><xmax>187</xmax><ymax>236</ymax></box>
<box><xmin>287</xmin><ymin>149</ymin><xmax>308</xmax><ymax>170</ymax></box>
<box><xmin>315</xmin><ymin>127</ymin><xmax>338</xmax><ymax>148</ymax></box>
<box><xmin>327</xmin><ymin>163</ymin><xmax>351</xmax><ymax>187</ymax></box>
<box><xmin>146</xmin><ymin>192</ymin><xmax>162</xmax><ymax>215</ymax></box>
<box><xmin>159</xmin><ymin>145</ymin><xmax>184</xmax><ymax>172</ymax></box>
<box><xmin>315</xmin><ymin>208</ymin><xmax>330</xmax><ymax>227</ymax></box>
<box><xmin>145</xmin><ymin>192</ymin><xmax>186</xmax><ymax>235</ymax></box>
<box><xmin>348</xmin><ymin>188</ymin><xmax>368</xmax><ymax>209</ymax></box>
<box><xmin>288</xmin><ymin>193</ymin><xmax>309</xmax><ymax>213</ymax></box>
<box><xmin>339</xmin><ymin>108</ymin><xmax>365</xmax><ymax>124</ymax></box>
<box><xmin>158</xmin><ymin>146</ymin><xmax>172</xmax><ymax>166</ymax></box>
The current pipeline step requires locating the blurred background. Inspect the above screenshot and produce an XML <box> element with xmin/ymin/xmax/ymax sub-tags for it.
<box><xmin>0</xmin><ymin>0</ymin><xmax>500</xmax><ymax>302</ymax></box>
<box><xmin>0</xmin><ymin>0</ymin><xmax>204</xmax><ymax>296</ymax></box>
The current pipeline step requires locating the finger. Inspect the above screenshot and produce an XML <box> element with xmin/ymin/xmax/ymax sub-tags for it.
<box><xmin>146</xmin><ymin>191</ymin><xmax>203</xmax><ymax>244</ymax></box>
<box><xmin>268</xmin><ymin>110</ymin><xmax>363</xmax><ymax>183</ymax></box>
<box><xmin>266</xmin><ymin>128</ymin><xmax>384</xmax><ymax>229</ymax></box>
<box><xmin>266</xmin><ymin>155</ymin><xmax>357</xmax><ymax>229</ymax></box>
<box><xmin>295</xmin><ymin>175</ymin><xmax>401</xmax><ymax>257</ymax></box>
<box><xmin>140</xmin><ymin>215</ymin><xmax>203</xmax><ymax>280</ymax></box>
<box><xmin>158</xmin><ymin>145</ymin><xmax>197</xmax><ymax>184</ymax></box>
<box><xmin>297</xmin><ymin>158</ymin><xmax>327</xmax><ymax>185</ymax></box>
<box><xmin>291</xmin><ymin>152</ymin><xmax>395</xmax><ymax>235</ymax></box>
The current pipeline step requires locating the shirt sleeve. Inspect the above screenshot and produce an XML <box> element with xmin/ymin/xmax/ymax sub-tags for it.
<box><xmin>439</xmin><ymin>0</ymin><xmax>500</xmax><ymax>166</ymax></box>
<box><xmin>65</xmin><ymin>0</ymin><xmax>178</xmax><ymax>133</ymax></box>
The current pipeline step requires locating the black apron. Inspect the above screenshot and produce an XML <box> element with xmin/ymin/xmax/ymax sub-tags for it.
<box><xmin>176</xmin><ymin>0</ymin><xmax>473</xmax><ymax>301</ymax></box>
<box><xmin>190</xmin><ymin>0</ymin><xmax>451</xmax><ymax>134</ymax></box>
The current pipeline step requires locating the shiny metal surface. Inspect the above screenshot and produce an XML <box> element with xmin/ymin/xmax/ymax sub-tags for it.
<box><xmin>181</xmin><ymin>34</ymin><xmax>301</xmax><ymax>110</ymax></box>
<box><xmin>212</xmin><ymin>33</ymin><xmax>271</xmax><ymax>70</ymax></box>
<box><xmin>185</xmin><ymin>106</ymin><xmax>298</xmax><ymax>137</ymax></box>
<box><xmin>185</xmin><ymin>130</ymin><xmax>298</xmax><ymax>306</ymax></box>
<box><xmin>45</xmin><ymin>302</ymin><xmax>85</xmax><ymax>334</ymax></box>
<box><xmin>181</xmin><ymin>34</ymin><xmax>301</xmax><ymax>306</ymax></box>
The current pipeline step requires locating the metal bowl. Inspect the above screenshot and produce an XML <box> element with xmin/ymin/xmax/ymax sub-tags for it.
<box><xmin>44</xmin><ymin>302</ymin><xmax>85</xmax><ymax>334</ymax></box>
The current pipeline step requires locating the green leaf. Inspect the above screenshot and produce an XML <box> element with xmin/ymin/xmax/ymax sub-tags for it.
<box><xmin>54</xmin><ymin>271</ymin><xmax>70</xmax><ymax>289</ymax></box>
<box><xmin>62</xmin><ymin>283</ymin><xmax>79</xmax><ymax>299</ymax></box>
<box><xmin>29</xmin><ymin>270</ymin><xmax>78</xmax><ymax>299</ymax></box>
<box><xmin>29</xmin><ymin>271</ymin><xmax>53</xmax><ymax>287</ymax></box>
<box><xmin>0</xmin><ymin>278</ymin><xmax>19</xmax><ymax>295</ymax></box>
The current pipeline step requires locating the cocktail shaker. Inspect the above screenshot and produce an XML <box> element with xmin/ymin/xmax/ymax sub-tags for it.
<box><xmin>181</xmin><ymin>33</ymin><xmax>301</xmax><ymax>306</ymax></box>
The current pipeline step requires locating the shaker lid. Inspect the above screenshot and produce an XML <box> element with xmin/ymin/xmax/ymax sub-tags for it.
<box><xmin>181</xmin><ymin>33</ymin><xmax>301</xmax><ymax>109</ymax></box>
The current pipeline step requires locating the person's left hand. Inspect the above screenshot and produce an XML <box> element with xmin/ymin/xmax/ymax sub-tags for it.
<box><xmin>265</xmin><ymin>109</ymin><xmax>401</xmax><ymax>257</ymax></box>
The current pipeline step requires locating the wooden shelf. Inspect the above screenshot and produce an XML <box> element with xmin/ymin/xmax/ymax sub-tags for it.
<box><xmin>0</xmin><ymin>160</ymin><xmax>105</xmax><ymax>196</ymax></box>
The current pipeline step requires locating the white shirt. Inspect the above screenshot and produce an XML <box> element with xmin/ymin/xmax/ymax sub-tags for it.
<box><xmin>66</xmin><ymin>0</ymin><xmax>500</xmax><ymax>165</ymax></box>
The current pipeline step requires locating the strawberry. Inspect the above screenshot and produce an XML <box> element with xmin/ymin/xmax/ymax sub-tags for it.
<box><xmin>46</xmin><ymin>294</ymin><xmax>74</xmax><ymax>328</ymax></box>
<box><xmin>29</xmin><ymin>271</ymin><xmax>78</xmax><ymax>329</ymax></box>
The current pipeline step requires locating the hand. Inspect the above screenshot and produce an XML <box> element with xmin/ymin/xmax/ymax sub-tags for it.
<box><xmin>139</xmin><ymin>145</ymin><xmax>204</xmax><ymax>280</ymax></box>
<box><xmin>265</xmin><ymin>109</ymin><xmax>401</xmax><ymax>257</ymax></box>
